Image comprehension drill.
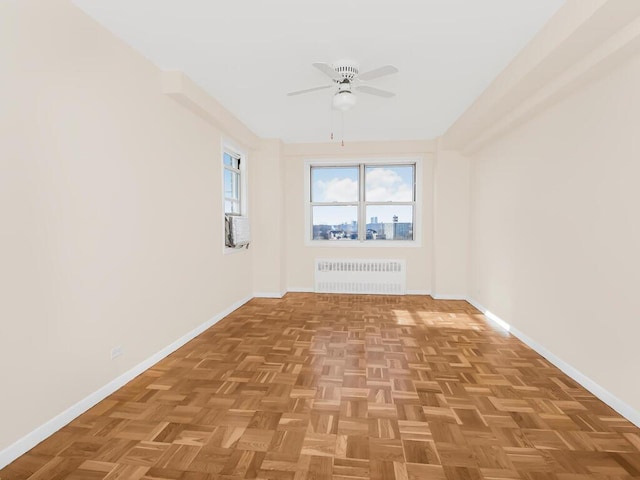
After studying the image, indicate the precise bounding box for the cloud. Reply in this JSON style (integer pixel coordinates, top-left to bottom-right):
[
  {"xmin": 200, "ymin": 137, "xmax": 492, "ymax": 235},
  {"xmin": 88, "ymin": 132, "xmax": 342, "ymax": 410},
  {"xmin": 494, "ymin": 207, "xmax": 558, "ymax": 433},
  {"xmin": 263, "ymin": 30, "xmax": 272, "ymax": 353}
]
[
  {"xmin": 314, "ymin": 167, "xmax": 412, "ymax": 203},
  {"xmin": 365, "ymin": 168, "xmax": 412, "ymax": 201},
  {"xmin": 314, "ymin": 177, "xmax": 358, "ymax": 202}
]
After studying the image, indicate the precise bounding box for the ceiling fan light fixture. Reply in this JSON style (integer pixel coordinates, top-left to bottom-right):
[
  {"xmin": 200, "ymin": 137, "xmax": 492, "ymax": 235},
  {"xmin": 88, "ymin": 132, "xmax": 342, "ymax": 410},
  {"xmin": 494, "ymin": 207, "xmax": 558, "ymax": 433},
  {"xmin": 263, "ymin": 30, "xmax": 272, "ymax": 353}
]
[{"xmin": 333, "ymin": 91, "xmax": 357, "ymax": 112}]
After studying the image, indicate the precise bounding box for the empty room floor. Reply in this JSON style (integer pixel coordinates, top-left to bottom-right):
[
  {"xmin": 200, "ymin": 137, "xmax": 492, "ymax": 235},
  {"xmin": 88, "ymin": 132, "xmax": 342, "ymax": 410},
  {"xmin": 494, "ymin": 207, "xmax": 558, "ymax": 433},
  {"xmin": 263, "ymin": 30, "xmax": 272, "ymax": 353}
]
[{"xmin": 2, "ymin": 293, "xmax": 639, "ymax": 480}]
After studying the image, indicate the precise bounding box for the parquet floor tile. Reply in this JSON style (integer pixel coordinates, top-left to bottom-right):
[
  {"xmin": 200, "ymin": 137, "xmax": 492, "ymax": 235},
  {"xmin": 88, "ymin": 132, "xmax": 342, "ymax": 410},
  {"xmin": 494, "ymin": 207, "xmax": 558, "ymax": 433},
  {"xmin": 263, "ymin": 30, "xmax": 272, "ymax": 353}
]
[{"xmin": 1, "ymin": 293, "xmax": 639, "ymax": 480}]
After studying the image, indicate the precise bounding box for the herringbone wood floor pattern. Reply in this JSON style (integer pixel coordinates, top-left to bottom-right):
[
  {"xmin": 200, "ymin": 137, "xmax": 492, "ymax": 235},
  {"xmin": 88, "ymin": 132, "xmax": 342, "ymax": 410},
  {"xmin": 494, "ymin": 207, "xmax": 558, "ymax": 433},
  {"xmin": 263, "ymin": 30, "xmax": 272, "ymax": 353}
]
[{"xmin": 2, "ymin": 294, "xmax": 639, "ymax": 480}]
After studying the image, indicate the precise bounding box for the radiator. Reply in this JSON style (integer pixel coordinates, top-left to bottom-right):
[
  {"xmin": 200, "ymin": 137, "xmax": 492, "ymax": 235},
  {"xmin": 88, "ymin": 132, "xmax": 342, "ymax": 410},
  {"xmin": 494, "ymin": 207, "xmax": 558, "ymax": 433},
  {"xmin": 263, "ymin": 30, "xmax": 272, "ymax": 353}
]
[{"xmin": 314, "ymin": 258, "xmax": 406, "ymax": 295}]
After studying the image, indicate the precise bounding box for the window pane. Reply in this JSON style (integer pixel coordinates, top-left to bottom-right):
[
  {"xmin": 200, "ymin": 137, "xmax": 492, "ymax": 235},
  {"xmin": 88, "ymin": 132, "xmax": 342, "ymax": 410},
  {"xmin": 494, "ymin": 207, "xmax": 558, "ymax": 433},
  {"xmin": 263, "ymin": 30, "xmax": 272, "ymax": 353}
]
[
  {"xmin": 224, "ymin": 200, "xmax": 241, "ymax": 215},
  {"xmin": 365, "ymin": 165, "xmax": 414, "ymax": 202},
  {"xmin": 224, "ymin": 152, "xmax": 239, "ymax": 168},
  {"xmin": 224, "ymin": 169, "xmax": 240, "ymax": 200},
  {"xmin": 312, "ymin": 206, "xmax": 358, "ymax": 240},
  {"xmin": 224, "ymin": 169, "xmax": 232, "ymax": 198},
  {"xmin": 311, "ymin": 167, "xmax": 359, "ymax": 203},
  {"xmin": 365, "ymin": 205, "xmax": 413, "ymax": 240}
]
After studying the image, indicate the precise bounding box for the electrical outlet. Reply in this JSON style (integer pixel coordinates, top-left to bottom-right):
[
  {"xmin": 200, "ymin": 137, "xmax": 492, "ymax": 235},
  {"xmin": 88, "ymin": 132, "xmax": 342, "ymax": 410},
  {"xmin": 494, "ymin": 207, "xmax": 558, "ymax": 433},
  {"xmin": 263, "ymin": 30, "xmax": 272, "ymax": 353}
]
[{"xmin": 110, "ymin": 346, "xmax": 124, "ymax": 360}]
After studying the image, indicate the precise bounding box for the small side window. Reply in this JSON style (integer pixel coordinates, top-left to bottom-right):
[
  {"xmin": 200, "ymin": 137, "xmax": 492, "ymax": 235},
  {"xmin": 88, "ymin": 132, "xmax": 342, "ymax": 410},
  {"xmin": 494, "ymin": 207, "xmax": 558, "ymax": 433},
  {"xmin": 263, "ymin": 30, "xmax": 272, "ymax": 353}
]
[{"xmin": 222, "ymin": 147, "xmax": 249, "ymax": 251}]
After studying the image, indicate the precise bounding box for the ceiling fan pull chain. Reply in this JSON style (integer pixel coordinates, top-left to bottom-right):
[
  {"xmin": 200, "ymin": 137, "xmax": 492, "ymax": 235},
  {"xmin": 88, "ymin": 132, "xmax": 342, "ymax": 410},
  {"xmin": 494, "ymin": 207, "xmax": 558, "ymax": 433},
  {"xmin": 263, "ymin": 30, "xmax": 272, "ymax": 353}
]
[
  {"xmin": 330, "ymin": 102, "xmax": 334, "ymax": 140},
  {"xmin": 341, "ymin": 111, "xmax": 345, "ymax": 147}
]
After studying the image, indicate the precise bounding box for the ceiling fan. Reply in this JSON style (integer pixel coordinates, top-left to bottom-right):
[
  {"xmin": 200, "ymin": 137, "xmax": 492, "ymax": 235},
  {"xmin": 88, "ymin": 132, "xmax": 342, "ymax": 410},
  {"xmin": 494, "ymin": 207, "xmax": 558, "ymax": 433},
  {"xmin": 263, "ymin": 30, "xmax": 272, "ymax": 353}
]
[{"xmin": 287, "ymin": 60, "xmax": 398, "ymax": 111}]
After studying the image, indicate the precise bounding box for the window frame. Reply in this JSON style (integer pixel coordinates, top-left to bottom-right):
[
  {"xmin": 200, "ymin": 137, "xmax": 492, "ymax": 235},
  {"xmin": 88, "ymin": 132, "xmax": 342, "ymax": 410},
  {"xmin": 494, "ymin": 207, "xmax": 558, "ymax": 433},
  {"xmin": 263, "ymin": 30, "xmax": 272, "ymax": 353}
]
[
  {"xmin": 222, "ymin": 141, "xmax": 248, "ymax": 254},
  {"xmin": 304, "ymin": 157, "xmax": 422, "ymax": 247}
]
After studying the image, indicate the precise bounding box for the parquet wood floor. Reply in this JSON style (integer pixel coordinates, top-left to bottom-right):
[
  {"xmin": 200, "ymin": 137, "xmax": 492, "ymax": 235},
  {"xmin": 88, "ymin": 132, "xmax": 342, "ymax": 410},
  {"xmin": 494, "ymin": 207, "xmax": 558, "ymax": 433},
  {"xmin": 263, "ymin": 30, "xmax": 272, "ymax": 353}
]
[{"xmin": 2, "ymin": 293, "xmax": 639, "ymax": 480}]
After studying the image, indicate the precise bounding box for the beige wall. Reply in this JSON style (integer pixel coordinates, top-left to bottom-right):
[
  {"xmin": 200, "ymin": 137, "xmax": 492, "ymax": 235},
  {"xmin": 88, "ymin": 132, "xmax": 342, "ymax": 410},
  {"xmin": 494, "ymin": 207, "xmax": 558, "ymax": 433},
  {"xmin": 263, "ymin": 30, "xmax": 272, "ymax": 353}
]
[
  {"xmin": 251, "ymin": 139, "xmax": 286, "ymax": 296},
  {"xmin": 468, "ymin": 52, "xmax": 640, "ymax": 413},
  {"xmin": 432, "ymin": 148, "xmax": 470, "ymax": 297},
  {"xmin": 282, "ymin": 142, "xmax": 435, "ymax": 293},
  {"xmin": 0, "ymin": 1, "xmax": 253, "ymax": 451}
]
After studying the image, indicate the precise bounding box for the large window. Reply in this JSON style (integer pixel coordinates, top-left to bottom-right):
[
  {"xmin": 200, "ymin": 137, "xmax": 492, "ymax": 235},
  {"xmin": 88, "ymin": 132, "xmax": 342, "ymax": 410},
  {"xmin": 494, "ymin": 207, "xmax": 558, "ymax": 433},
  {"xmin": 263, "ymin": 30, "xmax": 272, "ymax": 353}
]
[{"xmin": 308, "ymin": 161, "xmax": 417, "ymax": 243}]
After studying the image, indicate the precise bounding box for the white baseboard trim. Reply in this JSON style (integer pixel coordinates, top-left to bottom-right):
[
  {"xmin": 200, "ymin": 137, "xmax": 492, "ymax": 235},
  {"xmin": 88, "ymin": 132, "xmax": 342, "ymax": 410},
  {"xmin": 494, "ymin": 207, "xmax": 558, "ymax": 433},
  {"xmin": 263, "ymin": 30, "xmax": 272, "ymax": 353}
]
[
  {"xmin": 286, "ymin": 287, "xmax": 313, "ymax": 293},
  {"xmin": 466, "ymin": 297, "xmax": 512, "ymax": 331},
  {"xmin": 431, "ymin": 293, "xmax": 467, "ymax": 300},
  {"xmin": 253, "ymin": 291, "xmax": 287, "ymax": 298},
  {"xmin": 465, "ymin": 297, "xmax": 488, "ymax": 316},
  {"xmin": 288, "ymin": 288, "xmax": 432, "ymax": 296},
  {"xmin": 0, "ymin": 294, "xmax": 253, "ymax": 470},
  {"xmin": 466, "ymin": 297, "xmax": 640, "ymax": 428}
]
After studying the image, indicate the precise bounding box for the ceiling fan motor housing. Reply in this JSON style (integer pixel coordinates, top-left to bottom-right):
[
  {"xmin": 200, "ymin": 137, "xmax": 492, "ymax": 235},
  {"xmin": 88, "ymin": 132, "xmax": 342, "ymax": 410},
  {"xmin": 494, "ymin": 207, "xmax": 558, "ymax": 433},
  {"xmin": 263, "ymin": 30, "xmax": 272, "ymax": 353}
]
[{"xmin": 334, "ymin": 62, "xmax": 359, "ymax": 81}]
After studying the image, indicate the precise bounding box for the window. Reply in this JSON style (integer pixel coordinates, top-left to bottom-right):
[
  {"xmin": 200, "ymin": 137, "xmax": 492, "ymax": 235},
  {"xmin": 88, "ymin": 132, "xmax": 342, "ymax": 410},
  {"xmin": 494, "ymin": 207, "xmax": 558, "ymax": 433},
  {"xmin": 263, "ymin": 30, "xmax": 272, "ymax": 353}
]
[
  {"xmin": 307, "ymin": 160, "xmax": 418, "ymax": 243},
  {"xmin": 222, "ymin": 145, "xmax": 248, "ymax": 252}
]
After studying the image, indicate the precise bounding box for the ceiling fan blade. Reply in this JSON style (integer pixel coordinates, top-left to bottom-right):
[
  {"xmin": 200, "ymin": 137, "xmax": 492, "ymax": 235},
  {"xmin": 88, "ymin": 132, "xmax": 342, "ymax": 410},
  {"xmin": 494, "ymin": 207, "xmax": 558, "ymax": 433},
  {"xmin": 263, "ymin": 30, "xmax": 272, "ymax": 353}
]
[
  {"xmin": 358, "ymin": 65, "xmax": 398, "ymax": 81},
  {"xmin": 287, "ymin": 85, "xmax": 333, "ymax": 96},
  {"xmin": 312, "ymin": 62, "xmax": 341, "ymax": 80},
  {"xmin": 355, "ymin": 85, "xmax": 395, "ymax": 98}
]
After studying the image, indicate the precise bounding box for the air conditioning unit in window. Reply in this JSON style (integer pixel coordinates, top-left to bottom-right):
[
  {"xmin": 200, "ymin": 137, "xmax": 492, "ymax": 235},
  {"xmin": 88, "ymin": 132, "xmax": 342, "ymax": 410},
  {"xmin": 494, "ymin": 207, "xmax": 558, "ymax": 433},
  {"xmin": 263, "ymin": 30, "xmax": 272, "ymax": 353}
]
[{"xmin": 225, "ymin": 215, "xmax": 251, "ymax": 248}]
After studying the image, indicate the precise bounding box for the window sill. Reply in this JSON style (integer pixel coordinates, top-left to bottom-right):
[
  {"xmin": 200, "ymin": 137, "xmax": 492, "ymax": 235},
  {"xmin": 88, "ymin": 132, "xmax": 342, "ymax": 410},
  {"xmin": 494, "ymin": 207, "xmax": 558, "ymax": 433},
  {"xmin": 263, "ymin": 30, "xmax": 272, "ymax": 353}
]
[
  {"xmin": 304, "ymin": 240, "xmax": 421, "ymax": 248},
  {"xmin": 224, "ymin": 246, "xmax": 249, "ymax": 255}
]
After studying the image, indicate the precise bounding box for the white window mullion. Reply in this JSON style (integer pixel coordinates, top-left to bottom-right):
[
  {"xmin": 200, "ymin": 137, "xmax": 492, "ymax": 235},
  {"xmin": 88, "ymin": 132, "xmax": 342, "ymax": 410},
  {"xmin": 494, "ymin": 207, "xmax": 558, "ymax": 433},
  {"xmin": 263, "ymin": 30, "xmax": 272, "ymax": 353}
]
[{"xmin": 358, "ymin": 163, "xmax": 365, "ymax": 241}]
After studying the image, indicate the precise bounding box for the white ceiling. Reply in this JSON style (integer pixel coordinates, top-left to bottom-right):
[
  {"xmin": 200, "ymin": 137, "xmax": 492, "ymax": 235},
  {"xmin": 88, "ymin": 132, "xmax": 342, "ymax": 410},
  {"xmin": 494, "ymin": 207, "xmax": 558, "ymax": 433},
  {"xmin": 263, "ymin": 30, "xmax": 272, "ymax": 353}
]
[{"xmin": 73, "ymin": 0, "xmax": 565, "ymax": 143}]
